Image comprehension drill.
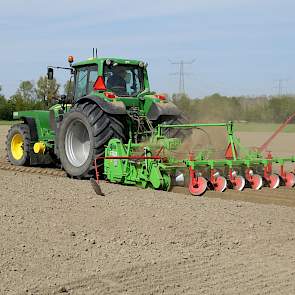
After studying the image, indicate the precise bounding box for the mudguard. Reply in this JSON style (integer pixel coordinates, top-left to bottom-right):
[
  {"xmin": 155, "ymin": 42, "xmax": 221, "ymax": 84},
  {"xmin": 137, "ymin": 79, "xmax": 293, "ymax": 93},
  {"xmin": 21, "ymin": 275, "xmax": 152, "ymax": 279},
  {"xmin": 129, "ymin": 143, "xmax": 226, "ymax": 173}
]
[
  {"xmin": 20, "ymin": 117, "xmax": 38, "ymax": 141},
  {"xmin": 147, "ymin": 102, "xmax": 181, "ymax": 121},
  {"xmin": 76, "ymin": 95, "xmax": 126, "ymax": 115}
]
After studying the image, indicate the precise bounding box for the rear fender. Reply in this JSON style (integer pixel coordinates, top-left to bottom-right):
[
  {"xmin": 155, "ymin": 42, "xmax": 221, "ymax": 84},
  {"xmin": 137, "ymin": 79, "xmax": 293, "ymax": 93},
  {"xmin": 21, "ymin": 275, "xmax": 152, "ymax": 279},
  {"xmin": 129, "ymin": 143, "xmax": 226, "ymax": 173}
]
[
  {"xmin": 13, "ymin": 110, "xmax": 55, "ymax": 143},
  {"xmin": 147, "ymin": 102, "xmax": 181, "ymax": 121},
  {"xmin": 76, "ymin": 95, "xmax": 126, "ymax": 114}
]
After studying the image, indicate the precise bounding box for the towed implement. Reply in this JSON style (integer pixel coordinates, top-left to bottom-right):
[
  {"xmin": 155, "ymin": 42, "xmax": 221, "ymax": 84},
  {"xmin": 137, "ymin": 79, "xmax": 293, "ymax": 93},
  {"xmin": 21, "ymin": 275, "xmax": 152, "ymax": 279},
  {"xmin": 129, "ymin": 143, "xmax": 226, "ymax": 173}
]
[{"xmin": 91, "ymin": 121, "xmax": 295, "ymax": 196}]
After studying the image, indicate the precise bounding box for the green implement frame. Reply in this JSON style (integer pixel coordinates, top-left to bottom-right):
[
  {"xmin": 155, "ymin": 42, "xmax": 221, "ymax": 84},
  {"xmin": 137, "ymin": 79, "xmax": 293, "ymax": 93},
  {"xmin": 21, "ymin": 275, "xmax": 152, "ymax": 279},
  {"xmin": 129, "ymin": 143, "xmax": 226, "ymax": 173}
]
[{"xmin": 91, "ymin": 121, "xmax": 295, "ymax": 196}]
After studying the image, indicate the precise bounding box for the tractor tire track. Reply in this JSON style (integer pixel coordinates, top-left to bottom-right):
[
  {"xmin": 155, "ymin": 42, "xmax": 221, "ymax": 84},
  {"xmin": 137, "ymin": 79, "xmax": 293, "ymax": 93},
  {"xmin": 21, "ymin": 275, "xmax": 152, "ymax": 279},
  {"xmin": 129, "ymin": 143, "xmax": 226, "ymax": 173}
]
[
  {"xmin": 0, "ymin": 157, "xmax": 66, "ymax": 178},
  {"xmin": 44, "ymin": 253, "xmax": 295, "ymax": 294}
]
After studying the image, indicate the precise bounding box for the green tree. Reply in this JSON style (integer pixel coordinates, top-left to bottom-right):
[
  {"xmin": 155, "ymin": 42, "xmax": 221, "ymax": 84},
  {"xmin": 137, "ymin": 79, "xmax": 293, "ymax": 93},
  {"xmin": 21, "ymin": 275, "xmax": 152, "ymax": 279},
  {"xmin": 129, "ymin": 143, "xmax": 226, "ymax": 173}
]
[
  {"xmin": 268, "ymin": 96, "xmax": 295, "ymax": 123},
  {"xmin": 9, "ymin": 81, "xmax": 39, "ymax": 112},
  {"xmin": 16, "ymin": 81, "xmax": 35, "ymax": 101},
  {"xmin": 36, "ymin": 76, "xmax": 60, "ymax": 105},
  {"xmin": 0, "ymin": 85, "xmax": 14, "ymax": 120},
  {"xmin": 8, "ymin": 81, "xmax": 36, "ymax": 112},
  {"xmin": 64, "ymin": 79, "xmax": 74, "ymax": 99},
  {"xmin": 0, "ymin": 85, "xmax": 7, "ymax": 119}
]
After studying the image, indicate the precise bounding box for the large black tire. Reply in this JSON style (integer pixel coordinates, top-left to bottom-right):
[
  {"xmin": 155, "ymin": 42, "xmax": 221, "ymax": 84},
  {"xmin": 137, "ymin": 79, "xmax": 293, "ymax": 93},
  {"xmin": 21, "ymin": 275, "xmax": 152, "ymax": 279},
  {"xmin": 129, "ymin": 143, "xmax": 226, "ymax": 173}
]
[
  {"xmin": 159, "ymin": 115, "xmax": 190, "ymax": 139},
  {"xmin": 58, "ymin": 101, "xmax": 127, "ymax": 178},
  {"xmin": 6, "ymin": 123, "xmax": 31, "ymax": 166}
]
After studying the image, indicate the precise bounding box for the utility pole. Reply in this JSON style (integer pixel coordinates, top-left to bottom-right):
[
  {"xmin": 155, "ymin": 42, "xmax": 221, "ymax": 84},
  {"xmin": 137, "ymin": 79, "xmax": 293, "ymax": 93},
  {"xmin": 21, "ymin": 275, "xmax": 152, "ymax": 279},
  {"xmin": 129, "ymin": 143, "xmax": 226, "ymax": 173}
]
[
  {"xmin": 274, "ymin": 79, "xmax": 288, "ymax": 96},
  {"xmin": 170, "ymin": 59, "xmax": 195, "ymax": 95}
]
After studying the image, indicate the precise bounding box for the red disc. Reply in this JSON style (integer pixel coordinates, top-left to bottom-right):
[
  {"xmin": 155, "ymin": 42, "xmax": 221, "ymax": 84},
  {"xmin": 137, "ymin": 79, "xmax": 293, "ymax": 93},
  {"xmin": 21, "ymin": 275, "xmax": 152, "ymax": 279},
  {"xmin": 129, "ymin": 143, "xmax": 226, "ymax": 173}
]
[
  {"xmin": 189, "ymin": 176, "xmax": 207, "ymax": 196},
  {"xmin": 269, "ymin": 174, "xmax": 280, "ymax": 189},
  {"xmin": 284, "ymin": 172, "xmax": 295, "ymax": 188},
  {"xmin": 213, "ymin": 176, "xmax": 227, "ymax": 192},
  {"xmin": 232, "ymin": 175, "xmax": 246, "ymax": 191},
  {"xmin": 251, "ymin": 174, "xmax": 263, "ymax": 190}
]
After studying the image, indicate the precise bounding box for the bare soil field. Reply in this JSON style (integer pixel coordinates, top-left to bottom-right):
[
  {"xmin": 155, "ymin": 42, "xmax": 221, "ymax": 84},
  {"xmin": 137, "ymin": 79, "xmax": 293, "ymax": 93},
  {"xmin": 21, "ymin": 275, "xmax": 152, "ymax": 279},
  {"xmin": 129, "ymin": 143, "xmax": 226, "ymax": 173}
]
[{"xmin": 1, "ymin": 125, "xmax": 295, "ymax": 294}]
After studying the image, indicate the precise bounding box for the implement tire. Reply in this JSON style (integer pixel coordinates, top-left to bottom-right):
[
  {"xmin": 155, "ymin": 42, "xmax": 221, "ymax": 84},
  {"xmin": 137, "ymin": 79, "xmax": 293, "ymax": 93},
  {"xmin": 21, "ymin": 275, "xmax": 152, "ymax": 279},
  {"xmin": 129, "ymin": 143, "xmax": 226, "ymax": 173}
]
[
  {"xmin": 6, "ymin": 123, "xmax": 31, "ymax": 166},
  {"xmin": 58, "ymin": 101, "xmax": 126, "ymax": 178}
]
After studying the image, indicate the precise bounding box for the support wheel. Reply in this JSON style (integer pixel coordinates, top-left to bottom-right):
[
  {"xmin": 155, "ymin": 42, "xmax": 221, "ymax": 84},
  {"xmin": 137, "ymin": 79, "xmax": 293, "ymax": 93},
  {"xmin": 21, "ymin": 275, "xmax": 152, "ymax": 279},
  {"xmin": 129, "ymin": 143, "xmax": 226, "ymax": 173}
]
[
  {"xmin": 268, "ymin": 174, "xmax": 280, "ymax": 189},
  {"xmin": 232, "ymin": 175, "xmax": 246, "ymax": 191},
  {"xmin": 284, "ymin": 172, "xmax": 295, "ymax": 188},
  {"xmin": 250, "ymin": 174, "xmax": 263, "ymax": 190},
  {"xmin": 58, "ymin": 101, "xmax": 126, "ymax": 178},
  {"xmin": 6, "ymin": 123, "xmax": 31, "ymax": 166},
  {"xmin": 213, "ymin": 176, "xmax": 227, "ymax": 192},
  {"xmin": 189, "ymin": 176, "xmax": 207, "ymax": 196}
]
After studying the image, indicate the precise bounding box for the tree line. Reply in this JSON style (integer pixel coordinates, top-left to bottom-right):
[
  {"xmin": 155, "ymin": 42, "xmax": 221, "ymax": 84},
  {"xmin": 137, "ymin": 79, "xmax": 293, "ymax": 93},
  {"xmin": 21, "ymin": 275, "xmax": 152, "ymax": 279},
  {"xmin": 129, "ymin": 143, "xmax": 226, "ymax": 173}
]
[
  {"xmin": 172, "ymin": 93, "xmax": 295, "ymax": 123},
  {"xmin": 1, "ymin": 80, "xmax": 295, "ymax": 123},
  {"xmin": 0, "ymin": 78, "xmax": 73, "ymax": 120}
]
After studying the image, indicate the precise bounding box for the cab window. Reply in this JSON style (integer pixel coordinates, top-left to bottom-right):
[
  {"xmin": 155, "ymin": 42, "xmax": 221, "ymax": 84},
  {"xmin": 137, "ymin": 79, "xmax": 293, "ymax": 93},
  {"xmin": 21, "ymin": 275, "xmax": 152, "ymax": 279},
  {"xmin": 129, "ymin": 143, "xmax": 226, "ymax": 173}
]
[
  {"xmin": 87, "ymin": 66, "xmax": 99, "ymax": 93},
  {"xmin": 74, "ymin": 65, "xmax": 98, "ymax": 99},
  {"xmin": 104, "ymin": 64, "xmax": 144, "ymax": 97}
]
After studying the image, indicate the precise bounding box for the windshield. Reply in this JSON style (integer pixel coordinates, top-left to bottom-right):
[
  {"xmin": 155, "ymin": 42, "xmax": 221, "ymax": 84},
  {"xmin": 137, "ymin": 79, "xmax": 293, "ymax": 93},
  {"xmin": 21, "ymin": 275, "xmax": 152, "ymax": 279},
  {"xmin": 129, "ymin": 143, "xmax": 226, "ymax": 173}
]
[{"xmin": 104, "ymin": 64, "xmax": 144, "ymax": 96}]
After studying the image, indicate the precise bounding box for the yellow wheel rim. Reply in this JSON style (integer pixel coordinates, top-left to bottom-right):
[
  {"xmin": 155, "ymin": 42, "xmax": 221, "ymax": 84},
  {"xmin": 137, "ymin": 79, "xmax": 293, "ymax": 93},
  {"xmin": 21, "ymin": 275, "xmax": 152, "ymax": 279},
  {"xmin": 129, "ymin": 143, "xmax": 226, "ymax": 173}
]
[{"xmin": 11, "ymin": 133, "xmax": 24, "ymax": 160}]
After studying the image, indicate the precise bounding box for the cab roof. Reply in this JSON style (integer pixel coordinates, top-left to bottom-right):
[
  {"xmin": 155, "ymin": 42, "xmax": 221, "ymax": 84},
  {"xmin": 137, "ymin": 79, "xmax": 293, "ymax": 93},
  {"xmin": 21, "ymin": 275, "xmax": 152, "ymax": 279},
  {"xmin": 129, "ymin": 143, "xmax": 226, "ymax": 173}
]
[{"xmin": 72, "ymin": 57, "xmax": 144, "ymax": 67}]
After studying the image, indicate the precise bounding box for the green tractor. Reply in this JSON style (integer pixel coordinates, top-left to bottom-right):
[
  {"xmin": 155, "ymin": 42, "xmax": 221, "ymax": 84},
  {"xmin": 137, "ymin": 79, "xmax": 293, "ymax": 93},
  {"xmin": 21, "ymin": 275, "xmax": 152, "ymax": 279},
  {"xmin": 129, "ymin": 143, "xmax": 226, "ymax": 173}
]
[
  {"xmin": 6, "ymin": 55, "xmax": 184, "ymax": 178},
  {"xmin": 6, "ymin": 55, "xmax": 295, "ymax": 195}
]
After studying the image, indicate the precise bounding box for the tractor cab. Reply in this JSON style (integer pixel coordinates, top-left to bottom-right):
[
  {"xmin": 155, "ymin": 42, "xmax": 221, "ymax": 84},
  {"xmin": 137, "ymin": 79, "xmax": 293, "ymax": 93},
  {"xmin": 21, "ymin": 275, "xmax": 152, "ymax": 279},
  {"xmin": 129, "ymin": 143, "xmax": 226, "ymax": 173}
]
[{"xmin": 70, "ymin": 57, "xmax": 149, "ymax": 102}]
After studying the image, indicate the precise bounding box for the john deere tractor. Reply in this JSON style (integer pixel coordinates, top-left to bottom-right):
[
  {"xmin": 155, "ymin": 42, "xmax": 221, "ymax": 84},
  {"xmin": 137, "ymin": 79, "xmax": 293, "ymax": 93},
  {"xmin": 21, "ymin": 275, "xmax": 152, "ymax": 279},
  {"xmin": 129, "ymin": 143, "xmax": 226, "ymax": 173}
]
[{"xmin": 6, "ymin": 55, "xmax": 184, "ymax": 178}]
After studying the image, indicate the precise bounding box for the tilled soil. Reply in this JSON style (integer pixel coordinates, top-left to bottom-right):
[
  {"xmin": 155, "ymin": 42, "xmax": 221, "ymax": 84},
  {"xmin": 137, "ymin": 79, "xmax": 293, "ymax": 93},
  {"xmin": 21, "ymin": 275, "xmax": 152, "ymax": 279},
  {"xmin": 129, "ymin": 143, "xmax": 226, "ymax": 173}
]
[
  {"xmin": 1, "ymin": 125, "xmax": 295, "ymax": 294},
  {"xmin": 2, "ymin": 170, "xmax": 295, "ymax": 295}
]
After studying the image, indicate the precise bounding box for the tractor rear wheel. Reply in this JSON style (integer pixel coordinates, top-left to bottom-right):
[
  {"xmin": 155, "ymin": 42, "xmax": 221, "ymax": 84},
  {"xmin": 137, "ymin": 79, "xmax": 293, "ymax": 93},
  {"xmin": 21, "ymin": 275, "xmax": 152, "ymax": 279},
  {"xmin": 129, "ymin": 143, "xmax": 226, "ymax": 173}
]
[
  {"xmin": 160, "ymin": 115, "xmax": 190, "ymax": 139},
  {"xmin": 6, "ymin": 123, "xmax": 31, "ymax": 166},
  {"xmin": 58, "ymin": 101, "xmax": 126, "ymax": 179}
]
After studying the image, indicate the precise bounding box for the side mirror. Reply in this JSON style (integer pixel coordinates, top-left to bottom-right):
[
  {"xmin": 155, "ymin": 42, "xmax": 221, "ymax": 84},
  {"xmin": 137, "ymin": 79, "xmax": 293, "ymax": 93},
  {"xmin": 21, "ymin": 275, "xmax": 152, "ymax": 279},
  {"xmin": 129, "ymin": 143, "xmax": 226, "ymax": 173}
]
[{"xmin": 47, "ymin": 67, "xmax": 54, "ymax": 80}]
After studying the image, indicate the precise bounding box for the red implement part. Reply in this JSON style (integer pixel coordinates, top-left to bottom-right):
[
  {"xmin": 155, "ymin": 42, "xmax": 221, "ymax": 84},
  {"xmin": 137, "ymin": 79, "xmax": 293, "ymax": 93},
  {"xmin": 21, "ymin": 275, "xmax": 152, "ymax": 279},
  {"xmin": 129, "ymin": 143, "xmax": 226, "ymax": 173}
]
[
  {"xmin": 90, "ymin": 155, "xmax": 105, "ymax": 196},
  {"xmin": 245, "ymin": 169, "xmax": 263, "ymax": 190},
  {"xmin": 259, "ymin": 112, "xmax": 295, "ymax": 153},
  {"xmin": 210, "ymin": 170, "xmax": 227, "ymax": 192},
  {"xmin": 263, "ymin": 164, "xmax": 280, "ymax": 189},
  {"xmin": 280, "ymin": 165, "xmax": 295, "ymax": 188},
  {"xmin": 268, "ymin": 174, "xmax": 280, "ymax": 189},
  {"xmin": 188, "ymin": 166, "xmax": 207, "ymax": 196},
  {"xmin": 251, "ymin": 174, "xmax": 263, "ymax": 190},
  {"xmin": 214, "ymin": 176, "xmax": 227, "ymax": 192},
  {"xmin": 225, "ymin": 143, "xmax": 238, "ymax": 160},
  {"xmin": 284, "ymin": 172, "xmax": 295, "ymax": 188},
  {"xmin": 229, "ymin": 169, "xmax": 246, "ymax": 191},
  {"xmin": 232, "ymin": 175, "xmax": 246, "ymax": 191}
]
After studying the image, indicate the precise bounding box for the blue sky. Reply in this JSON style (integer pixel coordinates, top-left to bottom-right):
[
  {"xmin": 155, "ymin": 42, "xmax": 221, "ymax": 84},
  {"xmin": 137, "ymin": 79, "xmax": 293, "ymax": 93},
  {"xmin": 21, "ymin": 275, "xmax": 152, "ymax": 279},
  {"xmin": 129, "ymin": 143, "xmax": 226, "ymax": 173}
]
[{"xmin": 1, "ymin": 0, "xmax": 295, "ymax": 98}]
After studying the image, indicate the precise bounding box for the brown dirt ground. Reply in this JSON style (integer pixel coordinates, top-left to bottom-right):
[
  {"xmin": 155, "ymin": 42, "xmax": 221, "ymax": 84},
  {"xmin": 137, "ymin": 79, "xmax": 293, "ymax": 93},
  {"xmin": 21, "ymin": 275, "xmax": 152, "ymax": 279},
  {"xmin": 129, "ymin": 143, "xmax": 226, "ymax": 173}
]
[{"xmin": 1, "ymin": 125, "xmax": 295, "ymax": 294}]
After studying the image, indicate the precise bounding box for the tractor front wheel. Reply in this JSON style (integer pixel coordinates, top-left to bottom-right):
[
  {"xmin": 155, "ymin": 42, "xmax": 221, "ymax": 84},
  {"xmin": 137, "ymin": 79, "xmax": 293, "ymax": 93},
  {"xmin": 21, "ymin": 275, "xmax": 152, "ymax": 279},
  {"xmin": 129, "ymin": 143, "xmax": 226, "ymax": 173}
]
[
  {"xmin": 6, "ymin": 124, "xmax": 31, "ymax": 166},
  {"xmin": 58, "ymin": 101, "xmax": 126, "ymax": 179}
]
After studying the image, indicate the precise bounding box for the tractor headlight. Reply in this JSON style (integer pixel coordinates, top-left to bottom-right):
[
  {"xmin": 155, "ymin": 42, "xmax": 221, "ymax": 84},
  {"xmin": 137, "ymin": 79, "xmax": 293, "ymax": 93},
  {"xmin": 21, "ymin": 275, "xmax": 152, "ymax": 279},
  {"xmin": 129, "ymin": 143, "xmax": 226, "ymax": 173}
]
[
  {"xmin": 139, "ymin": 61, "xmax": 145, "ymax": 68},
  {"xmin": 106, "ymin": 59, "xmax": 112, "ymax": 66}
]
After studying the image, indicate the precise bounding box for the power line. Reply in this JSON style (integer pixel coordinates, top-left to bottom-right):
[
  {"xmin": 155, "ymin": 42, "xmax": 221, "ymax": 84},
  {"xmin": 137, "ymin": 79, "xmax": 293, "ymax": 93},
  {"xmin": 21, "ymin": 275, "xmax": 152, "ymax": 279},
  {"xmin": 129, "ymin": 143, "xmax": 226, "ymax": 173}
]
[
  {"xmin": 169, "ymin": 59, "xmax": 195, "ymax": 94},
  {"xmin": 274, "ymin": 79, "xmax": 288, "ymax": 96}
]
